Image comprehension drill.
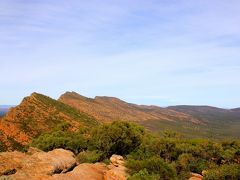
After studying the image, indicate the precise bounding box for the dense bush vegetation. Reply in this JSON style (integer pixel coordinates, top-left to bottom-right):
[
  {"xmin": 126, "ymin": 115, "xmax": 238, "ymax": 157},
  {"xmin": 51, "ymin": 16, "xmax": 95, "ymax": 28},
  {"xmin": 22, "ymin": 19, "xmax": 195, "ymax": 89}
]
[
  {"xmin": 30, "ymin": 122, "xmax": 240, "ymax": 180},
  {"xmin": 89, "ymin": 121, "xmax": 145, "ymax": 156},
  {"xmin": 77, "ymin": 150, "xmax": 104, "ymax": 163},
  {"xmin": 203, "ymin": 163, "xmax": 240, "ymax": 180},
  {"xmin": 31, "ymin": 123, "xmax": 88, "ymax": 154}
]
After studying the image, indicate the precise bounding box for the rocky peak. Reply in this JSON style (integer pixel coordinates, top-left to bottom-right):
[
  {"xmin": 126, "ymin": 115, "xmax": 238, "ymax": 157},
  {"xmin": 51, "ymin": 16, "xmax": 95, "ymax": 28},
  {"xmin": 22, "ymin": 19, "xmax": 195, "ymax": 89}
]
[
  {"xmin": 94, "ymin": 96, "xmax": 125, "ymax": 103},
  {"xmin": 0, "ymin": 93, "xmax": 98, "ymax": 151},
  {"xmin": 59, "ymin": 91, "xmax": 88, "ymax": 100}
]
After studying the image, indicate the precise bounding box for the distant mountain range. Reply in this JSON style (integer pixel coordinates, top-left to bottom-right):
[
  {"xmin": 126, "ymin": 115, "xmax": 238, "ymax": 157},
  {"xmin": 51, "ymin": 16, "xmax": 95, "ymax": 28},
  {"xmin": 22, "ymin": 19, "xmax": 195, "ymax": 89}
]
[
  {"xmin": 168, "ymin": 105, "xmax": 240, "ymax": 124},
  {"xmin": 0, "ymin": 91, "xmax": 240, "ymax": 150},
  {"xmin": 0, "ymin": 105, "xmax": 14, "ymax": 117}
]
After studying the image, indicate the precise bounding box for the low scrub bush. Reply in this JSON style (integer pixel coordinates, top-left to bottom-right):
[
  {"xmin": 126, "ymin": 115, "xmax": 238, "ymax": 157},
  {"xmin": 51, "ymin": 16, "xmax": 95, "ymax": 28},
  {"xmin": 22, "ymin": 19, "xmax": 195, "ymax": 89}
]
[
  {"xmin": 128, "ymin": 169, "xmax": 160, "ymax": 180},
  {"xmin": 203, "ymin": 164, "xmax": 240, "ymax": 180},
  {"xmin": 126, "ymin": 156, "xmax": 177, "ymax": 180},
  {"xmin": 77, "ymin": 150, "xmax": 104, "ymax": 163}
]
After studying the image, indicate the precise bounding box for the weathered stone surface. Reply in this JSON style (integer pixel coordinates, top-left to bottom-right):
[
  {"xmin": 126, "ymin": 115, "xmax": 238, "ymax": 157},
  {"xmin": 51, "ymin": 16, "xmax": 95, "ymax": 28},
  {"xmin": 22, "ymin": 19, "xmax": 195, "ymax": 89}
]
[
  {"xmin": 104, "ymin": 155, "xmax": 127, "ymax": 180},
  {"xmin": 189, "ymin": 172, "xmax": 203, "ymax": 180},
  {"xmin": 104, "ymin": 165, "xmax": 127, "ymax": 180},
  {"xmin": 0, "ymin": 151, "xmax": 128, "ymax": 180},
  {"xmin": 0, "ymin": 149, "xmax": 76, "ymax": 180},
  {"xmin": 49, "ymin": 163, "xmax": 107, "ymax": 180},
  {"xmin": 110, "ymin": 155, "xmax": 124, "ymax": 167}
]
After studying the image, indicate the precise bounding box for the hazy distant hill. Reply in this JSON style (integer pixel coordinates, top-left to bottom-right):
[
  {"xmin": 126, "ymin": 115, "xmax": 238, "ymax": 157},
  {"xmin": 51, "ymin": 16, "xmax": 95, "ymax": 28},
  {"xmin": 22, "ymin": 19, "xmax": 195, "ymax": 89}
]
[
  {"xmin": 0, "ymin": 108, "xmax": 7, "ymax": 117},
  {"xmin": 0, "ymin": 93, "xmax": 98, "ymax": 150},
  {"xmin": 157, "ymin": 105, "xmax": 240, "ymax": 138},
  {"xmin": 168, "ymin": 105, "xmax": 240, "ymax": 123},
  {"xmin": 59, "ymin": 91, "xmax": 200, "ymax": 123},
  {"xmin": 232, "ymin": 108, "xmax": 240, "ymax": 112},
  {"xmin": 0, "ymin": 105, "xmax": 13, "ymax": 117}
]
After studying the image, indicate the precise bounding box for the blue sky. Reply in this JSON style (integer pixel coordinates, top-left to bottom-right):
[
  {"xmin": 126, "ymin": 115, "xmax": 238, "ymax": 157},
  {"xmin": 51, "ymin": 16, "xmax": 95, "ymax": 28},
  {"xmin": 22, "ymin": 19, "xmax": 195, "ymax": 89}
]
[{"xmin": 1, "ymin": 0, "xmax": 240, "ymax": 108}]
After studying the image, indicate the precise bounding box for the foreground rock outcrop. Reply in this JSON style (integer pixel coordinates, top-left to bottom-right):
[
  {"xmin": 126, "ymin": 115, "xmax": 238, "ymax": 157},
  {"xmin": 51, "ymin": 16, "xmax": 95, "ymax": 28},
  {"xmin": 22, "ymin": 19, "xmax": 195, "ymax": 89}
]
[
  {"xmin": 0, "ymin": 149, "xmax": 127, "ymax": 180},
  {"xmin": 0, "ymin": 148, "xmax": 76, "ymax": 180}
]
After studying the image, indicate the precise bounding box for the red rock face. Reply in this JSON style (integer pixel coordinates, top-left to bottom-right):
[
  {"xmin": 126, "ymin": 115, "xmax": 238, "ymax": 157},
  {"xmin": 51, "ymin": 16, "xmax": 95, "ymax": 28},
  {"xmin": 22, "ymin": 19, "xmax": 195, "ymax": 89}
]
[
  {"xmin": 0, "ymin": 92, "xmax": 98, "ymax": 150},
  {"xmin": 59, "ymin": 91, "xmax": 201, "ymax": 123}
]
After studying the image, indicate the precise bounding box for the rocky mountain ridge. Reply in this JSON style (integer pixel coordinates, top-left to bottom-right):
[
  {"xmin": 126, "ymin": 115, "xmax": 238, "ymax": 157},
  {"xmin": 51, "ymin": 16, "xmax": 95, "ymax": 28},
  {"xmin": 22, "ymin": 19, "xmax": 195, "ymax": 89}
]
[
  {"xmin": 0, "ymin": 92, "xmax": 98, "ymax": 151},
  {"xmin": 59, "ymin": 91, "xmax": 201, "ymax": 123}
]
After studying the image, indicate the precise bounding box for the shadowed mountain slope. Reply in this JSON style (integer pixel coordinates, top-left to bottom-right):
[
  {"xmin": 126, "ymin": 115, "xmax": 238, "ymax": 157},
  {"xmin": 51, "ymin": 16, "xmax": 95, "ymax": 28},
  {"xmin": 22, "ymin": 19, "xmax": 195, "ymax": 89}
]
[
  {"xmin": 0, "ymin": 93, "xmax": 98, "ymax": 151},
  {"xmin": 59, "ymin": 91, "xmax": 200, "ymax": 123}
]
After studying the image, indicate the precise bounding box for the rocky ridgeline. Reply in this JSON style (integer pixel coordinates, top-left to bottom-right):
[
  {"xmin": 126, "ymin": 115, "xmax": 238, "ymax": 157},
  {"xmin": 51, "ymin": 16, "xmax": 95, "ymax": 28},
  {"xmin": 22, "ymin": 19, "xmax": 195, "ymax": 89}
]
[{"xmin": 0, "ymin": 148, "xmax": 127, "ymax": 180}]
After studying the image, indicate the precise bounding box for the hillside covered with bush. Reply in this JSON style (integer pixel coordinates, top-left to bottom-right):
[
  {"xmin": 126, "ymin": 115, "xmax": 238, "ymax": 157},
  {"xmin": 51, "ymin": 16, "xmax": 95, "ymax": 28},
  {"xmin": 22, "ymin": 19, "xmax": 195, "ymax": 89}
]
[
  {"xmin": 30, "ymin": 121, "xmax": 240, "ymax": 180},
  {"xmin": 0, "ymin": 93, "xmax": 98, "ymax": 151}
]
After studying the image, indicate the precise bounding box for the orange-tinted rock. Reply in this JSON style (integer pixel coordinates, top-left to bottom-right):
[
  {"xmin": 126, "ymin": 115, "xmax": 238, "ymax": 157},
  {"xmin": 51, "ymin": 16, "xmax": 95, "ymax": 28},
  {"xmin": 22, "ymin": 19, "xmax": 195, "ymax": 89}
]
[
  {"xmin": 0, "ymin": 149, "xmax": 76, "ymax": 180},
  {"xmin": 110, "ymin": 155, "xmax": 124, "ymax": 167},
  {"xmin": 49, "ymin": 163, "xmax": 108, "ymax": 180},
  {"xmin": 104, "ymin": 165, "xmax": 127, "ymax": 180},
  {"xmin": 0, "ymin": 150, "xmax": 128, "ymax": 180},
  {"xmin": 189, "ymin": 172, "xmax": 203, "ymax": 180},
  {"xmin": 0, "ymin": 92, "xmax": 98, "ymax": 150},
  {"xmin": 104, "ymin": 155, "xmax": 127, "ymax": 180}
]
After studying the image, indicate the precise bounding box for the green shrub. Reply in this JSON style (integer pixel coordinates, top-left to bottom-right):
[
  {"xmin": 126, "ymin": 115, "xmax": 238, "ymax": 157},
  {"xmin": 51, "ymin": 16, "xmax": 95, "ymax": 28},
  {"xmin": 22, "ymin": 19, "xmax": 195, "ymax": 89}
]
[
  {"xmin": 203, "ymin": 164, "xmax": 240, "ymax": 180},
  {"xmin": 29, "ymin": 121, "xmax": 240, "ymax": 180},
  {"xmin": 128, "ymin": 169, "xmax": 160, "ymax": 180},
  {"xmin": 77, "ymin": 150, "xmax": 104, "ymax": 163},
  {"xmin": 221, "ymin": 148, "xmax": 236, "ymax": 162},
  {"xmin": 148, "ymin": 138, "xmax": 178, "ymax": 161},
  {"xmin": 176, "ymin": 153, "xmax": 194, "ymax": 171},
  {"xmin": 31, "ymin": 130, "xmax": 87, "ymax": 154},
  {"xmin": 90, "ymin": 121, "xmax": 145, "ymax": 156},
  {"xmin": 126, "ymin": 156, "xmax": 177, "ymax": 180}
]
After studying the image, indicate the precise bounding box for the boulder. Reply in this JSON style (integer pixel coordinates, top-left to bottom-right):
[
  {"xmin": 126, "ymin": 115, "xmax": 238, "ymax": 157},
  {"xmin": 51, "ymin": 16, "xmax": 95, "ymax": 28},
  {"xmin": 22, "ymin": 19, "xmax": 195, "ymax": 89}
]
[
  {"xmin": 104, "ymin": 165, "xmax": 127, "ymax": 180},
  {"xmin": 110, "ymin": 155, "xmax": 124, "ymax": 167},
  {"xmin": 0, "ymin": 151, "xmax": 128, "ymax": 180},
  {"xmin": 104, "ymin": 155, "xmax": 127, "ymax": 180},
  {"xmin": 49, "ymin": 163, "xmax": 108, "ymax": 180},
  {"xmin": 0, "ymin": 149, "xmax": 76, "ymax": 180},
  {"xmin": 189, "ymin": 172, "xmax": 203, "ymax": 180}
]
